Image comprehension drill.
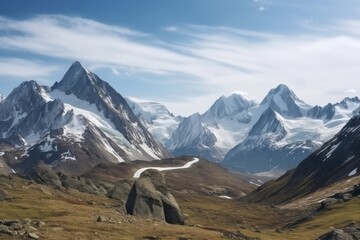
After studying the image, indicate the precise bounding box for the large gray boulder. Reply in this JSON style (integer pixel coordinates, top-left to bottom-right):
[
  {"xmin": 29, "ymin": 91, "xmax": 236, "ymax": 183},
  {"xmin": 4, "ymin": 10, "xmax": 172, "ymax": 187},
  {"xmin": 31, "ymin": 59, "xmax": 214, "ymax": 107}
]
[
  {"xmin": 317, "ymin": 224, "xmax": 360, "ymax": 240},
  {"xmin": 125, "ymin": 169, "xmax": 185, "ymax": 225}
]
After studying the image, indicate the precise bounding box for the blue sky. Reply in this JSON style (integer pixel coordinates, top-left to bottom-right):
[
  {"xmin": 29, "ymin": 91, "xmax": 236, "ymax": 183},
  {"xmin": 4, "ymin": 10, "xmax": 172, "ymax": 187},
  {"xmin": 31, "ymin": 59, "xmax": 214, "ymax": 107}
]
[{"xmin": 1, "ymin": 1, "xmax": 360, "ymax": 115}]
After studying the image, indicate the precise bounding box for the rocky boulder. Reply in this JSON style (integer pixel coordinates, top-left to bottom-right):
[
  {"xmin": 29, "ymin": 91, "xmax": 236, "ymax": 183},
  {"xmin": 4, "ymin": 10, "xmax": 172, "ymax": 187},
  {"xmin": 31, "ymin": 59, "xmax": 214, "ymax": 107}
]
[
  {"xmin": 125, "ymin": 169, "xmax": 184, "ymax": 225},
  {"xmin": 317, "ymin": 223, "xmax": 360, "ymax": 240}
]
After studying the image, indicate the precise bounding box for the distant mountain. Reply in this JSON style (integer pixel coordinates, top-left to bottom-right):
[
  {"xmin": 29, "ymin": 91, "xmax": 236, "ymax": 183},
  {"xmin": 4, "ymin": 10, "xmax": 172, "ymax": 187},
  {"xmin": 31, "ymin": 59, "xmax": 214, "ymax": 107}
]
[
  {"xmin": 203, "ymin": 92, "xmax": 257, "ymax": 122},
  {"xmin": 260, "ymin": 84, "xmax": 311, "ymax": 118},
  {"xmin": 223, "ymin": 86, "xmax": 360, "ymax": 173},
  {"xmin": 167, "ymin": 113, "xmax": 223, "ymax": 161},
  {"xmin": 246, "ymin": 113, "xmax": 360, "ymax": 205},
  {"xmin": 166, "ymin": 84, "xmax": 360, "ymax": 173},
  {"xmin": 125, "ymin": 97, "xmax": 183, "ymax": 146},
  {"xmin": 167, "ymin": 92, "xmax": 258, "ymax": 162},
  {"xmin": 0, "ymin": 61, "xmax": 171, "ymax": 175},
  {"xmin": 0, "ymin": 93, "xmax": 5, "ymax": 102}
]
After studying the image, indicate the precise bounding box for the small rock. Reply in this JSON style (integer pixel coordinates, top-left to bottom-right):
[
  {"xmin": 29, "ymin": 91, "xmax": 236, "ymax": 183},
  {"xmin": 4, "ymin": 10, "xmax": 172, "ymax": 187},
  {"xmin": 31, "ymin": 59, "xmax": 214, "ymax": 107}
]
[
  {"xmin": 2, "ymin": 219, "xmax": 20, "ymax": 226},
  {"xmin": 352, "ymin": 185, "xmax": 360, "ymax": 196},
  {"xmin": 36, "ymin": 221, "xmax": 46, "ymax": 227},
  {"xmin": 11, "ymin": 222, "xmax": 24, "ymax": 230},
  {"xmin": 28, "ymin": 232, "xmax": 40, "ymax": 239},
  {"xmin": 96, "ymin": 216, "xmax": 108, "ymax": 222},
  {"xmin": 0, "ymin": 224, "xmax": 12, "ymax": 235},
  {"xmin": 27, "ymin": 226, "xmax": 37, "ymax": 231},
  {"xmin": 23, "ymin": 218, "xmax": 32, "ymax": 224},
  {"xmin": 342, "ymin": 193, "xmax": 353, "ymax": 201},
  {"xmin": 320, "ymin": 198, "xmax": 341, "ymax": 209}
]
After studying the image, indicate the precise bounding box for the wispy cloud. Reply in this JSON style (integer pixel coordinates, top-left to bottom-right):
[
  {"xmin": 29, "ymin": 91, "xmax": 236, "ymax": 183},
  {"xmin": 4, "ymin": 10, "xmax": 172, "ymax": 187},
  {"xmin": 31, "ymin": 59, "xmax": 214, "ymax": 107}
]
[
  {"xmin": 345, "ymin": 88, "xmax": 357, "ymax": 94},
  {"xmin": 0, "ymin": 58, "xmax": 58, "ymax": 78},
  {"xmin": 0, "ymin": 15, "xmax": 360, "ymax": 115},
  {"xmin": 164, "ymin": 26, "xmax": 177, "ymax": 32}
]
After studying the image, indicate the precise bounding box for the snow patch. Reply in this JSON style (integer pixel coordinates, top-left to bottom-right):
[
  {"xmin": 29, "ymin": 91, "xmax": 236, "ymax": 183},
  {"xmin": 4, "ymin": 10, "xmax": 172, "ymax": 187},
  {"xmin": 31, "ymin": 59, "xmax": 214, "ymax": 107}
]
[
  {"xmin": 139, "ymin": 143, "xmax": 160, "ymax": 160},
  {"xmin": 61, "ymin": 150, "xmax": 76, "ymax": 161},
  {"xmin": 0, "ymin": 152, "xmax": 4, "ymax": 157},
  {"xmin": 348, "ymin": 168, "xmax": 357, "ymax": 177},
  {"xmin": 99, "ymin": 137, "xmax": 125, "ymax": 163},
  {"xmin": 63, "ymin": 115, "xmax": 86, "ymax": 142},
  {"xmin": 323, "ymin": 142, "xmax": 340, "ymax": 161},
  {"xmin": 255, "ymin": 169, "xmax": 285, "ymax": 178},
  {"xmin": 249, "ymin": 181, "xmax": 261, "ymax": 187},
  {"xmin": 39, "ymin": 135, "xmax": 57, "ymax": 152}
]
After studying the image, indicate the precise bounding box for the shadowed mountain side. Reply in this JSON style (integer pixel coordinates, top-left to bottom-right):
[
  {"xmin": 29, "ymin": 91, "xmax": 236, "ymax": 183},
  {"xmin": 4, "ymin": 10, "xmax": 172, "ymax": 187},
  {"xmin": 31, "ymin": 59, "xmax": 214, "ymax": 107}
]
[{"xmin": 245, "ymin": 115, "xmax": 360, "ymax": 205}]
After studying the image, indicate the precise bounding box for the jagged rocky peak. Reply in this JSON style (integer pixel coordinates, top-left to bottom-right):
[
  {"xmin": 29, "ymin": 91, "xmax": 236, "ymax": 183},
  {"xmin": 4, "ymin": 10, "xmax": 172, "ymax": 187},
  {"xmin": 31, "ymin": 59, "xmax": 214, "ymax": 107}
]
[
  {"xmin": 248, "ymin": 107, "xmax": 286, "ymax": 139},
  {"xmin": 169, "ymin": 113, "xmax": 207, "ymax": 146},
  {"xmin": 337, "ymin": 96, "xmax": 360, "ymax": 109},
  {"xmin": 260, "ymin": 84, "xmax": 310, "ymax": 118},
  {"xmin": 2, "ymin": 80, "xmax": 47, "ymax": 113},
  {"xmin": 204, "ymin": 92, "xmax": 257, "ymax": 119},
  {"xmin": 307, "ymin": 103, "xmax": 335, "ymax": 120},
  {"xmin": 52, "ymin": 61, "xmax": 95, "ymax": 92}
]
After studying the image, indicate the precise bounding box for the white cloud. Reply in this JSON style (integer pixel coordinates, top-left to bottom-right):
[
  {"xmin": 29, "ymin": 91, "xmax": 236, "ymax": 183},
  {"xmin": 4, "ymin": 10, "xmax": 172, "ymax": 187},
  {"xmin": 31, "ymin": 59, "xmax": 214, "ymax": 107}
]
[
  {"xmin": 165, "ymin": 26, "xmax": 177, "ymax": 32},
  {"xmin": 0, "ymin": 15, "xmax": 360, "ymax": 115},
  {"xmin": 258, "ymin": 7, "xmax": 265, "ymax": 11},
  {"xmin": 111, "ymin": 68, "xmax": 120, "ymax": 76},
  {"xmin": 346, "ymin": 89, "xmax": 357, "ymax": 94}
]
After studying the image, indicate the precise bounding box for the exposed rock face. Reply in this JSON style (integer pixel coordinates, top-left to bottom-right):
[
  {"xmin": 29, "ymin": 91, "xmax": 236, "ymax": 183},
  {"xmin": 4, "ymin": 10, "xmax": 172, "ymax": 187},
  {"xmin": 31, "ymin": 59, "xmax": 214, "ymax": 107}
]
[
  {"xmin": 317, "ymin": 224, "xmax": 360, "ymax": 240},
  {"xmin": 125, "ymin": 169, "xmax": 184, "ymax": 225}
]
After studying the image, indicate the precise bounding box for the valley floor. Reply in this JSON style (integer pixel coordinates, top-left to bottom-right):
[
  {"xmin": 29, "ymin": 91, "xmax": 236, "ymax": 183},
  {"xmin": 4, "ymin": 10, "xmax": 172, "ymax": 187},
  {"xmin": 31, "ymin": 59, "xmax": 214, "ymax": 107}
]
[{"xmin": 0, "ymin": 175, "xmax": 359, "ymax": 239}]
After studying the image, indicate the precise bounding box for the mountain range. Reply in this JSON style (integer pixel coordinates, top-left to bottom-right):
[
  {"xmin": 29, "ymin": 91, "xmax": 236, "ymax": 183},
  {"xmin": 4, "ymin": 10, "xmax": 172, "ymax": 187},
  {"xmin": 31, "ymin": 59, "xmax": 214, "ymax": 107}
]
[
  {"xmin": 1, "ymin": 61, "xmax": 359, "ymax": 176},
  {"xmin": 130, "ymin": 84, "xmax": 360, "ymax": 174},
  {"xmin": 0, "ymin": 61, "xmax": 170, "ymax": 175}
]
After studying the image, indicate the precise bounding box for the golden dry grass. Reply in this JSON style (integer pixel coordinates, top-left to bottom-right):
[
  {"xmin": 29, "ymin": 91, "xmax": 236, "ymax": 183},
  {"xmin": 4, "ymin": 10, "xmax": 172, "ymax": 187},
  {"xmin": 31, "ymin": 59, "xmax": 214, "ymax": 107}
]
[{"xmin": 0, "ymin": 175, "xmax": 359, "ymax": 240}]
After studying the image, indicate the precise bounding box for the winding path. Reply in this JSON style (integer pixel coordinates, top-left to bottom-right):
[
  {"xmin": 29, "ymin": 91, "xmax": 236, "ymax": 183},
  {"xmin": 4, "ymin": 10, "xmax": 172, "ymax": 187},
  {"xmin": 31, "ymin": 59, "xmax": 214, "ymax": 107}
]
[{"xmin": 133, "ymin": 157, "xmax": 199, "ymax": 178}]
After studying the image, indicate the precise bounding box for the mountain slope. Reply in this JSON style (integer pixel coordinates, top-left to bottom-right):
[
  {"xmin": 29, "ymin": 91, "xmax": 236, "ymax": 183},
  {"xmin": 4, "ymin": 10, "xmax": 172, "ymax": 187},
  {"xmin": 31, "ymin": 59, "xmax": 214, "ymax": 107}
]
[
  {"xmin": 0, "ymin": 61, "xmax": 171, "ymax": 175},
  {"xmin": 245, "ymin": 114, "xmax": 360, "ymax": 205}
]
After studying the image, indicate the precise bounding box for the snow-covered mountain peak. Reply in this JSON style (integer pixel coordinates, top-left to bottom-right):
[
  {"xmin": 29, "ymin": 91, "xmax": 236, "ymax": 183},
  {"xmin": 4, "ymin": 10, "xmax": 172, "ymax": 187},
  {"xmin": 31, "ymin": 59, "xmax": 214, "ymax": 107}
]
[
  {"xmin": 204, "ymin": 92, "xmax": 257, "ymax": 120},
  {"xmin": 231, "ymin": 91, "xmax": 255, "ymax": 101},
  {"xmin": 337, "ymin": 96, "xmax": 360, "ymax": 109},
  {"xmin": 126, "ymin": 97, "xmax": 173, "ymax": 123},
  {"xmin": 126, "ymin": 97, "xmax": 181, "ymax": 145},
  {"xmin": 0, "ymin": 62, "xmax": 172, "ymax": 175},
  {"xmin": 260, "ymin": 84, "xmax": 311, "ymax": 118},
  {"xmin": 51, "ymin": 61, "xmax": 97, "ymax": 95},
  {"xmin": 261, "ymin": 84, "xmax": 298, "ymax": 105},
  {"xmin": 4, "ymin": 80, "xmax": 47, "ymax": 110}
]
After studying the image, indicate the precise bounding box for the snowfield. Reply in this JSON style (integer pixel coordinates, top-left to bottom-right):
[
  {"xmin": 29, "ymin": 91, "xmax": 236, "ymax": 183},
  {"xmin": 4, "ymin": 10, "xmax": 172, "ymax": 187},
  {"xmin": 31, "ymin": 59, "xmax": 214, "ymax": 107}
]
[{"xmin": 133, "ymin": 157, "xmax": 199, "ymax": 178}]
